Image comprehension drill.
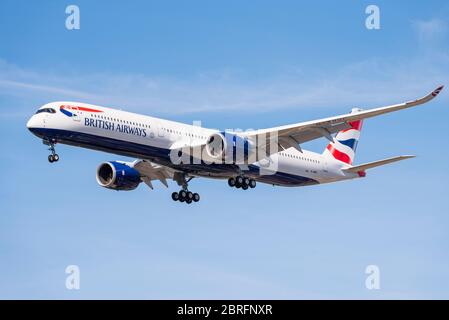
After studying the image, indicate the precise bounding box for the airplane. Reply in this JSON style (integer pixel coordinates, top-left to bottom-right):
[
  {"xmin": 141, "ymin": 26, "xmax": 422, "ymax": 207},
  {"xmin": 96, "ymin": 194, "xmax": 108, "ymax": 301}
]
[{"xmin": 26, "ymin": 85, "xmax": 444, "ymax": 204}]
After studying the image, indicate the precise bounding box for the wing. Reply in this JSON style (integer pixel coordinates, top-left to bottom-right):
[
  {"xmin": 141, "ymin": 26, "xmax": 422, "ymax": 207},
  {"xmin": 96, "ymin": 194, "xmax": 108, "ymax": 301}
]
[
  {"xmin": 132, "ymin": 159, "xmax": 174, "ymax": 189},
  {"xmin": 243, "ymin": 85, "xmax": 444, "ymax": 155}
]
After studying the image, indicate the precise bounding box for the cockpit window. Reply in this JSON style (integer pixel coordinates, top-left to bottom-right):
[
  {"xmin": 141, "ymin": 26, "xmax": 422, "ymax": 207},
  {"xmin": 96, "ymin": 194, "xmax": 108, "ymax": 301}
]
[{"xmin": 35, "ymin": 108, "xmax": 56, "ymax": 114}]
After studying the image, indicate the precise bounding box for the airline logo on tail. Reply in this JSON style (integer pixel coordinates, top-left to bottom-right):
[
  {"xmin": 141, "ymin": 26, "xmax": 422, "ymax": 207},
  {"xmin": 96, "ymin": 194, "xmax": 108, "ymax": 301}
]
[
  {"xmin": 325, "ymin": 119, "xmax": 363, "ymax": 165},
  {"xmin": 432, "ymin": 85, "xmax": 444, "ymax": 97}
]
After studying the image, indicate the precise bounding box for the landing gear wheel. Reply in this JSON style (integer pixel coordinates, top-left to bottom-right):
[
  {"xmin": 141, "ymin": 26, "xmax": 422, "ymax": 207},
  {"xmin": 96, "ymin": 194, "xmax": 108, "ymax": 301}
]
[
  {"xmin": 193, "ymin": 193, "xmax": 200, "ymax": 202},
  {"xmin": 48, "ymin": 155, "xmax": 54, "ymax": 163},
  {"xmin": 228, "ymin": 177, "xmax": 236, "ymax": 187},
  {"xmin": 53, "ymin": 154, "xmax": 59, "ymax": 162},
  {"xmin": 235, "ymin": 182, "xmax": 241, "ymax": 188},
  {"xmin": 243, "ymin": 177, "xmax": 250, "ymax": 186},
  {"xmin": 179, "ymin": 190, "xmax": 187, "ymax": 199},
  {"xmin": 236, "ymin": 176, "xmax": 244, "ymax": 185},
  {"xmin": 249, "ymin": 179, "xmax": 256, "ymax": 188},
  {"xmin": 242, "ymin": 184, "xmax": 248, "ymax": 190},
  {"xmin": 173, "ymin": 174, "xmax": 200, "ymax": 204}
]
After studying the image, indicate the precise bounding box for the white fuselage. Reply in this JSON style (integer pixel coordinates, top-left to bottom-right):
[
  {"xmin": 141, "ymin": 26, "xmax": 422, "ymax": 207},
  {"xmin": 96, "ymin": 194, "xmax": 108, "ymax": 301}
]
[{"xmin": 27, "ymin": 101, "xmax": 356, "ymax": 187}]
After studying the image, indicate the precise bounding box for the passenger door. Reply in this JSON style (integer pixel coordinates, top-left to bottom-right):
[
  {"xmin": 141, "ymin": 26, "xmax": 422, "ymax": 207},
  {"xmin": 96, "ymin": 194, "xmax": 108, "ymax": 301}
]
[{"xmin": 72, "ymin": 107, "xmax": 81, "ymax": 122}]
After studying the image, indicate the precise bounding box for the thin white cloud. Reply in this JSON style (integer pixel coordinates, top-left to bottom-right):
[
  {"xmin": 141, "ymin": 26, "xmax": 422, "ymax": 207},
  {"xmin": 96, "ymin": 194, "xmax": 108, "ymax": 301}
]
[
  {"xmin": 413, "ymin": 18, "xmax": 448, "ymax": 43},
  {"xmin": 0, "ymin": 79, "xmax": 96, "ymax": 99},
  {"xmin": 0, "ymin": 52, "xmax": 447, "ymax": 118}
]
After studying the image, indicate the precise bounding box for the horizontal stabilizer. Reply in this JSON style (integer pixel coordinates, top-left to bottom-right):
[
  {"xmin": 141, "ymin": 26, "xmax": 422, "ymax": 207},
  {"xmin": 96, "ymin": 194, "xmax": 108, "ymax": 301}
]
[{"xmin": 343, "ymin": 155, "xmax": 415, "ymax": 173}]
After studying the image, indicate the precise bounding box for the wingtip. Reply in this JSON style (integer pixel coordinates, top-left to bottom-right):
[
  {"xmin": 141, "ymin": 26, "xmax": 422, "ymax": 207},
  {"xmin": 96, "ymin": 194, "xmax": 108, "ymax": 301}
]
[{"xmin": 431, "ymin": 85, "xmax": 444, "ymax": 97}]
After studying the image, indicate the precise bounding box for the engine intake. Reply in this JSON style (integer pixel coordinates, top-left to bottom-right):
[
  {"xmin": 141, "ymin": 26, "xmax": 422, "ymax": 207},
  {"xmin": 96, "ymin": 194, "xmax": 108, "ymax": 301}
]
[
  {"xmin": 96, "ymin": 161, "xmax": 141, "ymax": 191},
  {"xmin": 206, "ymin": 133, "xmax": 226, "ymax": 159},
  {"xmin": 205, "ymin": 132, "xmax": 254, "ymax": 163}
]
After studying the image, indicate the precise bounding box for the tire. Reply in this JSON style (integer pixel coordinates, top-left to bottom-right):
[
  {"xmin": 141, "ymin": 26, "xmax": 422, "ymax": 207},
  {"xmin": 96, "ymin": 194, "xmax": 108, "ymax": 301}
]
[
  {"xmin": 186, "ymin": 199, "xmax": 192, "ymax": 204},
  {"xmin": 235, "ymin": 182, "xmax": 241, "ymax": 188},
  {"xmin": 187, "ymin": 191, "xmax": 194, "ymax": 200},
  {"xmin": 249, "ymin": 179, "xmax": 256, "ymax": 188},
  {"xmin": 242, "ymin": 184, "xmax": 248, "ymax": 190},
  {"xmin": 53, "ymin": 154, "xmax": 59, "ymax": 162},
  {"xmin": 236, "ymin": 176, "xmax": 244, "ymax": 185},
  {"xmin": 193, "ymin": 193, "xmax": 200, "ymax": 202},
  {"xmin": 171, "ymin": 192, "xmax": 179, "ymax": 201},
  {"xmin": 48, "ymin": 155, "xmax": 54, "ymax": 163},
  {"xmin": 228, "ymin": 177, "xmax": 236, "ymax": 187},
  {"xmin": 179, "ymin": 190, "xmax": 187, "ymax": 199}
]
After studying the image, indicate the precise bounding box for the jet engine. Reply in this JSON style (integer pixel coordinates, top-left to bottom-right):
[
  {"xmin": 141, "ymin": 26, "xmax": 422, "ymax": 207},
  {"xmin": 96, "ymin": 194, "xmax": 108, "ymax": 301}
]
[
  {"xmin": 205, "ymin": 132, "xmax": 254, "ymax": 163},
  {"xmin": 96, "ymin": 161, "xmax": 141, "ymax": 191}
]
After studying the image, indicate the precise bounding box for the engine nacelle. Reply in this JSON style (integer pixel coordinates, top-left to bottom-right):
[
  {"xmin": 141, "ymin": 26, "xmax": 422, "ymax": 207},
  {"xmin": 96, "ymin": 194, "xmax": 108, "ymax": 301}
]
[
  {"xmin": 96, "ymin": 161, "xmax": 141, "ymax": 191},
  {"xmin": 205, "ymin": 132, "xmax": 254, "ymax": 163}
]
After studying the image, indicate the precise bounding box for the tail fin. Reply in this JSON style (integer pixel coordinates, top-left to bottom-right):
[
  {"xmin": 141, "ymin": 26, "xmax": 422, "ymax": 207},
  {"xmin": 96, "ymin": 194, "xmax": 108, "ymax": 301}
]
[{"xmin": 323, "ymin": 108, "xmax": 363, "ymax": 165}]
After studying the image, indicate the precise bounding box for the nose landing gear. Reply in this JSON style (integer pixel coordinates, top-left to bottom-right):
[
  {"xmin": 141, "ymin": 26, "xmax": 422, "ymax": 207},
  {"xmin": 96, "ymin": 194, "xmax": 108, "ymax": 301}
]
[
  {"xmin": 44, "ymin": 139, "xmax": 59, "ymax": 163},
  {"xmin": 48, "ymin": 153, "xmax": 59, "ymax": 163},
  {"xmin": 228, "ymin": 176, "xmax": 256, "ymax": 190}
]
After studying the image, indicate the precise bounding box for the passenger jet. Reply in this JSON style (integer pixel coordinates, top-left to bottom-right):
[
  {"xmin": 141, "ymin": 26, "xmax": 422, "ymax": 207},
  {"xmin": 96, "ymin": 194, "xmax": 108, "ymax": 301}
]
[{"xmin": 27, "ymin": 85, "xmax": 444, "ymax": 203}]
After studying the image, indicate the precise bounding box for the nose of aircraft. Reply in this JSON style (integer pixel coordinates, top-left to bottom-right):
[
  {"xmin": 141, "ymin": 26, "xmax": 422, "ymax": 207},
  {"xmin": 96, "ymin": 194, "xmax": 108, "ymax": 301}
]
[{"xmin": 26, "ymin": 115, "xmax": 38, "ymax": 130}]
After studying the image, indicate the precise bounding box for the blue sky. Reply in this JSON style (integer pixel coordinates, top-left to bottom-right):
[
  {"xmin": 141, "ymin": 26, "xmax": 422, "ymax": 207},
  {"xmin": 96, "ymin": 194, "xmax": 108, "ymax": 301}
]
[{"xmin": 1, "ymin": 0, "xmax": 449, "ymax": 299}]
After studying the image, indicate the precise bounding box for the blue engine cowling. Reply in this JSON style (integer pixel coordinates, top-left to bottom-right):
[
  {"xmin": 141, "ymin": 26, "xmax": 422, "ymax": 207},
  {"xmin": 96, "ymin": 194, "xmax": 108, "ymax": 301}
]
[
  {"xmin": 205, "ymin": 131, "xmax": 254, "ymax": 164},
  {"xmin": 96, "ymin": 161, "xmax": 141, "ymax": 191}
]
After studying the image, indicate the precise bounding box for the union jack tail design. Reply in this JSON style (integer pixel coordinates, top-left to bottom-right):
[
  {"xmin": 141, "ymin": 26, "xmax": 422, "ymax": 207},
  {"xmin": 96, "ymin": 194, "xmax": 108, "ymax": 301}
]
[{"xmin": 323, "ymin": 108, "xmax": 363, "ymax": 165}]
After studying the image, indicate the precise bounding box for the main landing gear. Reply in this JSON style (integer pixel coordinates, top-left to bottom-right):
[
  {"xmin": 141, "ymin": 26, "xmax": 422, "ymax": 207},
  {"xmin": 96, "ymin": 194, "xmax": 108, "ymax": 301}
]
[
  {"xmin": 171, "ymin": 190, "xmax": 200, "ymax": 204},
  {"xmin": 172, "ymin": 172, "xmax": 200, "ymax": 204},
  {"xmin": 44, "ymin": 139, "xmax": 59, "ymax": 163},
  {"xmin": 228, "ymin": 176, "xmax": 256, "ymax": 190}
]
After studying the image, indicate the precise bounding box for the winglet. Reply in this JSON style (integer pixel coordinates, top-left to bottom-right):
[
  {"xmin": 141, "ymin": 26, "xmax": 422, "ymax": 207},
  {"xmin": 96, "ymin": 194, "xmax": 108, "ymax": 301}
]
[
  {"xmin": 409, "ymin": 85, "xmax": 444, "ymax": 106},
  {"xmin": 431, "ymin": 85, "xmax": 444, "ymax": 97}
]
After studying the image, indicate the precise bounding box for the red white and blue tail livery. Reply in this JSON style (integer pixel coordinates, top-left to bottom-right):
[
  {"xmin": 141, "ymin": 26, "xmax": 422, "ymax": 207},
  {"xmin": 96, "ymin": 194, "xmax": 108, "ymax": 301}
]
[{"xmin": 324, "ymin": 109, "xmax": 363, "ymax": 165}]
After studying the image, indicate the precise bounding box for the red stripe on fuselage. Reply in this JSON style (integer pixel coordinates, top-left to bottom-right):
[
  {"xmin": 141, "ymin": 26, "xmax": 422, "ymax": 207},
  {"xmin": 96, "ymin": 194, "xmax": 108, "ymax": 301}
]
[
  {"xmin": 60, "ymin": 105, "xmax": 103, "ymax": 113},
  {"xmin": 326, "ymin": 144, "xmax": 352, "ymax": 164},
  {"xmin": 77, "ymin": 106, "xmax": 103, "ymax": 113}
]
